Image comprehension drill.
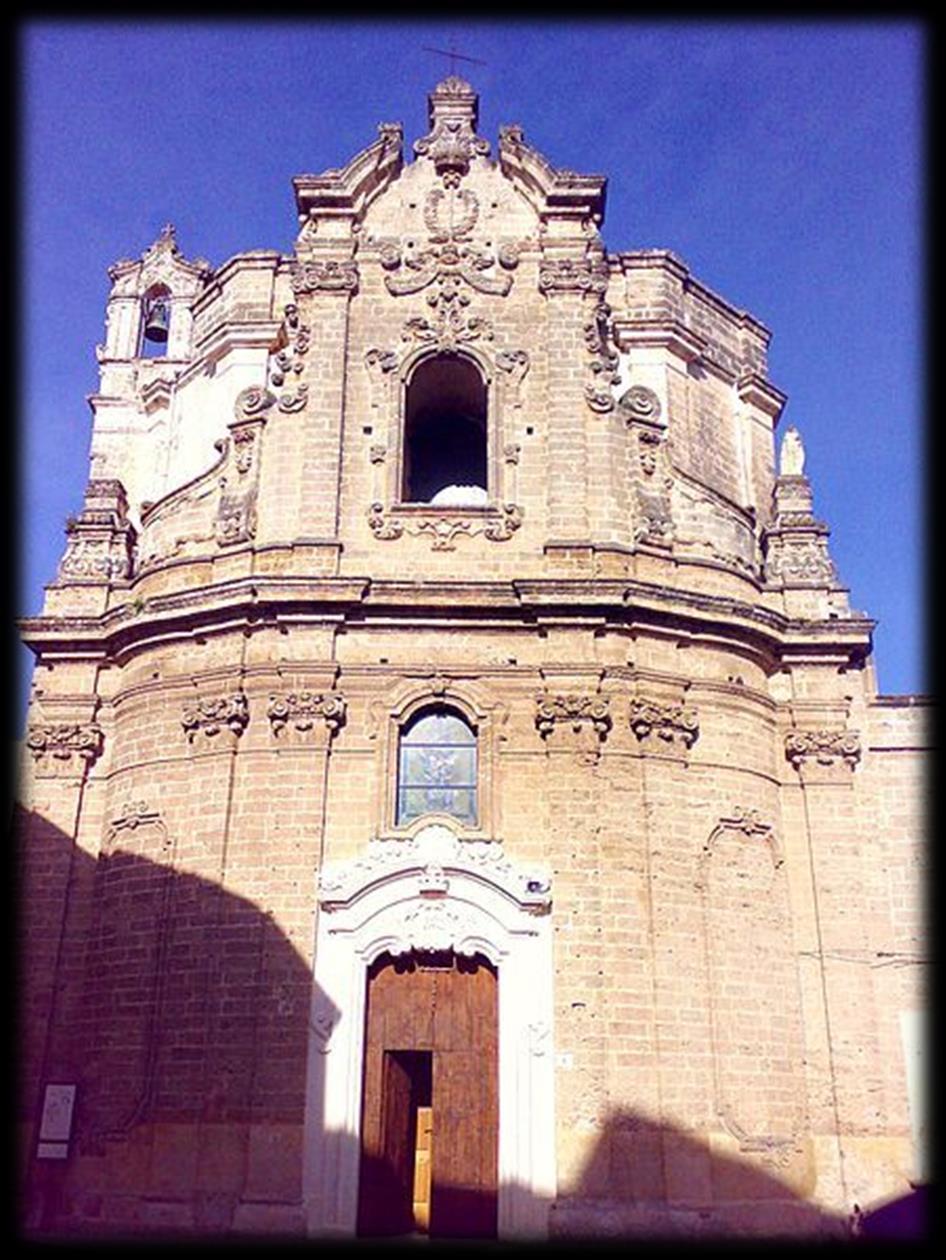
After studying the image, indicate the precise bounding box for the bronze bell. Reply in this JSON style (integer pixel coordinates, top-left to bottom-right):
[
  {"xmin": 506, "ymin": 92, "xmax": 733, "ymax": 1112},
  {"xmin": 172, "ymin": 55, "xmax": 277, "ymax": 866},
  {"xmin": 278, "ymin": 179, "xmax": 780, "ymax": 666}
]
[{"xmin": 143, "ymin": 297, "xmax": 170, "ymax": 343}]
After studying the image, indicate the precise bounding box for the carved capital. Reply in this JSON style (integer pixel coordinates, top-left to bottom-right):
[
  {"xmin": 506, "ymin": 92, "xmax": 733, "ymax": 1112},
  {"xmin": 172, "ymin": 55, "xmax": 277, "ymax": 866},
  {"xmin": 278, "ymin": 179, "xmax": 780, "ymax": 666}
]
[
  {"xmin": 535, "ymin": 693, "xmax": 612, "ymax": 741},
  {"xmin": 629, "ymin": 697, "xmax": 699, "ymax": 750},
  {"xmin": 181, "ymin": 693, "xmax": 249, "ymax": 744},
  {"xmin": 538, "ymin": 256, "xmax": 608, "ymax": 296},
  {"xmin": 267, "ymin": 691, "xmax": 347, "ymax": 738},
  {"xmin": 784, "ymin": 728, "xmax": 861, "ymax": 772},
  {"xmin": 290, "ymin": 258, "xmax": 359, "ymax": 295},
  {"xmin": 26, "ymin": 723, "xmax": 104, "ymax": 774}
]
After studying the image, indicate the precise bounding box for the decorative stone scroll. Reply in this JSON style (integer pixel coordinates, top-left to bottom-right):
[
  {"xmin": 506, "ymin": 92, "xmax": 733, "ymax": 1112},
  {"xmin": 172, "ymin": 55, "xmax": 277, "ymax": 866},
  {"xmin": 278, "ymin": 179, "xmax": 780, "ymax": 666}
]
[
  {"xmin": 267, "ymin": 691, "xmax": 347, "ymax": 738},
  {"xmin": 537, "ymin": 256, "xmax": 609, "ymax": 296},
  {"xmin": 26, "ymin": 723, "xmax": 104, "ymax": 773},
  {"xmin": 534, "ymin": 693, "xmax": 612, "ymax": 741},
  {"xmin": 181, "ymin": 692, "xmax": 249, "ymax": 744},
  {"xmin": 290, "ymin": 259, "xmax": 359, "ymax": 295},
  {"xmin": 319, "ymin": 823, "xmax": 551, "ymax": 916},
  {"xmin": 618, "ymin": 384, "xmax": 675, "ymax": 550},
  {"xmin": 629, "ymin": 697, "xmax": 699, "ymax": 750},
  {"xmin": 583, "ymin": 300, "xmax": 621, "ymax": 413},
  {"xmin": 215, "ymin": 387, "xmax": 273, "ymax": 547},
  {"xmin": 367, "ymin": 501, "xmax": 522, "ymax": 551},
  {"xmin": 784, "ymin": 728, "xmax": 861, "ymax": 771},
  {"xmin": 268, "ymin": 303, "xmax": 311, "ymax": 414}
]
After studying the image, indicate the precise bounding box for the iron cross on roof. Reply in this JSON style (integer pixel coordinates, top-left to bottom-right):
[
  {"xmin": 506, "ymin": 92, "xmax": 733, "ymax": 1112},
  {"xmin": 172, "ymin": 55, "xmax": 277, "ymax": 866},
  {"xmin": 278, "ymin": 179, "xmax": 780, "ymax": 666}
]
[{"xmin": 422, "ymin": 43, "xmax": 487, "ymax": 76}]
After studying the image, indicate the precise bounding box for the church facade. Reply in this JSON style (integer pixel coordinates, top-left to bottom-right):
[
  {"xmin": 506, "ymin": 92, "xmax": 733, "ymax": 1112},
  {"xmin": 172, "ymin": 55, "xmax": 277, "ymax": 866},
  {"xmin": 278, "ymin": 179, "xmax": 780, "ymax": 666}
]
[{"xmin": 17, "ymin": 79, "xmax": 927, "ymax": 1239}]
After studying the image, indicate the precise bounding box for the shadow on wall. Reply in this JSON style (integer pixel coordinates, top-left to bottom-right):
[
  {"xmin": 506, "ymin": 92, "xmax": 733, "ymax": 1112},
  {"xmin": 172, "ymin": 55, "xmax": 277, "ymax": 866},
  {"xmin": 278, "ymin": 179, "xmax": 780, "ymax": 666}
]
[
  {"xmin": 15, "ymin": 800, "xmax": 334, "ymax": 1238},
  {"xmin": 16, "ymin": 803, "xmax": 908, "ymax": 1242},
  {"xmin": 553, "ymin": 1107, "xmax": 850, "ymax": 1240}
]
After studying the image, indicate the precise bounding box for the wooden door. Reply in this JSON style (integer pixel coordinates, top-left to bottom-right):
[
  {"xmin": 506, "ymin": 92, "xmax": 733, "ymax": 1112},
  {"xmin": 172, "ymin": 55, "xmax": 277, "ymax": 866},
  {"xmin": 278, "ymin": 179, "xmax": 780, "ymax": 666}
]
[{"xmin": 357, "ymin": 951, "xmax": 497, "ymax": 1239}]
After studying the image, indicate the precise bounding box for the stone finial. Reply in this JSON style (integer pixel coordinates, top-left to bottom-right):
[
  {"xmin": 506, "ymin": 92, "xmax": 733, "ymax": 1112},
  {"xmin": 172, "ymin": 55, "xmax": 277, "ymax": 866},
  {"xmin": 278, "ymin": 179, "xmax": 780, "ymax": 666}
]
[
  {"xmin": 779, "ymin": 425, "xmax": 805, "ymax": 477},
  {"xmin": 414, "ymin": 77, "xmax": 489, "ymax": 176}
]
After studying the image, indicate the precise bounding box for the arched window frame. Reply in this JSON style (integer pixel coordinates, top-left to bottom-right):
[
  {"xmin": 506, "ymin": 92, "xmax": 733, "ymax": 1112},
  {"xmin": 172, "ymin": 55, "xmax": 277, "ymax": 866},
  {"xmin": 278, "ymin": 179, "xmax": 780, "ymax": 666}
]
[
  {"xmin": 375, "ymin": 683, "xmax": 498, "ymax": 840},
  {"xmin": 364, "ymin": 341, "xmax": 526, "ymax": 545},
  {"xmin": 395, "ymin": 705, "xmax": 479, "ymax": 828}
]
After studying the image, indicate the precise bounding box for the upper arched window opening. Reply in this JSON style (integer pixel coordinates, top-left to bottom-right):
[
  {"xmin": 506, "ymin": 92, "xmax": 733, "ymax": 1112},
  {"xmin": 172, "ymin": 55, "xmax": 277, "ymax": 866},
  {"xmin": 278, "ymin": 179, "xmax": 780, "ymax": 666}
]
[
  {"xmin": 396, "ymin": 707, "xmax": 478, "ymax": 827},
  {"xmin": 140, "ymin": 284, "xmax": 172, "ymax": 358},
  {"xmin": 403, "ymin": 355, "xmax": 487, "ymax": 506}
]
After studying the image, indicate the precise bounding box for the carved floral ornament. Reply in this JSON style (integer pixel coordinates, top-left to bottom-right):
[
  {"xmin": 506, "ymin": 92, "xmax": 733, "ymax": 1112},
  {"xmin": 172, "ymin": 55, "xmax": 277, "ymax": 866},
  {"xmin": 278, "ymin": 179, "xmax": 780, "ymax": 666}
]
[
  {"xmin": 534, "ymin": 693, "xmax": 612, "ymax": 741},
  {"xmin": 318, "ymin": 823, "xmax": 551, "ymax": 916},
  {"xmin": 268, "ymin": 305, "xmax": 310, "ymax": 414},
  {"xmin": 267, "ymin": 691, "xmax": 347, "ymax": 737},
  {"xmin": 784, "ymin": 728, "xmax": 861, "ymax": 770},
  {"xmin": 629, "ymin": 697, "xmax": 699, "ymax": 749},
  {"xmin": 181, "ymin": 693, "xmax": 249, "ymax": 743},
  {"xmin": 367, "ymin": 501, "xmax": 522, "ymax": 551},
  {"xmin": 26, "ymin": 723, "xmax": 104, "ymax": 767},
  {"xmin": 290, "ymin": 259, "xmax": 359, "ymax": 295}
]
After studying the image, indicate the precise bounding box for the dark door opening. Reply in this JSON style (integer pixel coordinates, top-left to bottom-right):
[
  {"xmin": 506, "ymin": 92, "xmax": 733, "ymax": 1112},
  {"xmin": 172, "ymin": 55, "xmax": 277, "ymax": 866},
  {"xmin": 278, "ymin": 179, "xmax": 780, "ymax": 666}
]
[{"xmin": 357, "ymin": 951, "xmax": 498, "ymax": 1240}]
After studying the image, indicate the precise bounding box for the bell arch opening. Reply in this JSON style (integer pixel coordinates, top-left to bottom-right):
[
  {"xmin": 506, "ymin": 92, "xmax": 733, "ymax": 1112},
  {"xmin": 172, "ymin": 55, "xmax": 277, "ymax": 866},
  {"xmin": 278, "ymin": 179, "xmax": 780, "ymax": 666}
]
[{"xmin": 402, "ymin": 354, "xmax": 488, "ymax": 505}]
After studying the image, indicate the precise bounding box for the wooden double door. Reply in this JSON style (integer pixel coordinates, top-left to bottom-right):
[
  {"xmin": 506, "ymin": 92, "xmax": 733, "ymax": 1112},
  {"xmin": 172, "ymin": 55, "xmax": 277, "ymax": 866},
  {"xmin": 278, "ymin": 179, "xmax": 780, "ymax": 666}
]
[{"xmin": 356, "ymin": 950, "xmax": 498, "ymax": 1239}]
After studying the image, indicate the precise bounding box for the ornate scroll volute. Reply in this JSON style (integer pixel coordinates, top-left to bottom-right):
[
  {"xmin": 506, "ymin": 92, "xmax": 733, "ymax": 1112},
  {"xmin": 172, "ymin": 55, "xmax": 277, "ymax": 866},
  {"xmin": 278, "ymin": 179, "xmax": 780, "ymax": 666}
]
[
  {"xmin": 26, "ymin": 721, "xmax": 104, "ymax": 779},
  {"xmin": 57, "ymin": 479, "xmax": 137, "ymax": 585},
  {"xmin": 181, "ymin": 691, "xmax": 249, "ymax": 747},
  {"xmin": 268, "ymin": 303, "xmax": 311, "ymax": 415},
  {"xmin": 267, "ymin": 690, "xmax": 347, "ymax": 746},
  {"xmin": 215, "ymin": 386, "xmax": 274, "ymax": 547},
  {"xmin": 784, "ymin": 726, "xmax": 862, "ymax": 785},
  {"xmin": 628, "ymin": 692, "xmax": 699, "ymax": 758},
  {"xmin": 619, "ymin": 384, "xmax": 675, "ymax": 551},
  {"xmin": 534, "ymin": 691, "xmax": 612, "ymax": 761}
]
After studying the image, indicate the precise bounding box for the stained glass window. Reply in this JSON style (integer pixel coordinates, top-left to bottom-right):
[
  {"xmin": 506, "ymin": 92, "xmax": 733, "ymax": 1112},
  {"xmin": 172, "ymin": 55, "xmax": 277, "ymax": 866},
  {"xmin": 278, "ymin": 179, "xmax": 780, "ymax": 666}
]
[{"xmin": 396, "ymin": 710, "xmax": 477, "ymax": 826}]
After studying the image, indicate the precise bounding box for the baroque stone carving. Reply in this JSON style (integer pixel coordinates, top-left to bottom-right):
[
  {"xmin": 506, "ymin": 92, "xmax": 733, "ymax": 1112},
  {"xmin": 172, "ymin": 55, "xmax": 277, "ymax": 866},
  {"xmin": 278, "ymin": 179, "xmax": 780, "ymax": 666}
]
[
  {"xmin": 267, "ymin": 691, "xmax": 347, "ymax": 737},
  {"xmin": 583, "ymin": 301, "xmax": 621, "ymax": 413},
  {"xmin": 26, "ymin": 723, "xmax": 104, "ymax": 769},
  {"xmin": 538, "ymin": 256, "xmax": 609, "ymax": 296},
  {"xmin": 367, "ymin": 501, "xmax": 522, "ymax": 551},
  {"xmin": 629, "ymin": 697, "xmax": 699, "ymax": 749},
  {"xmin": 181, "ymin": 693, "xmax": 249, "ymax": 743},
  {"xmin": 290, "ymin": 258, "xmax": 359, "ymax": 295},
  {"xmin": 620, "ymin": 384, "xmax": 662, "ymax": 425},
  {"xmin": 413, "ymin": 76, "xmax": 490, "ymax": 177},
  {"xmin": 268, "ymin": 304, "xmax": 310, "ymax": 413},
  {"xmin": 534, "ymin": 693, "xmax": 612, "ymax": 741},
  {"xmin": 784, "ymin": 728, "xmax": 861, "ymax": 770},
  {"xmin": 319, "ymin": 823, "xmax": 551, "ymax": 915},
  {"xmin": 382, "ymin": 183, "xmax": 516, "ymax": 304},
  {"xmin": 311, "ymin": 1000, "xmax": 339, "ymax": 1055}
]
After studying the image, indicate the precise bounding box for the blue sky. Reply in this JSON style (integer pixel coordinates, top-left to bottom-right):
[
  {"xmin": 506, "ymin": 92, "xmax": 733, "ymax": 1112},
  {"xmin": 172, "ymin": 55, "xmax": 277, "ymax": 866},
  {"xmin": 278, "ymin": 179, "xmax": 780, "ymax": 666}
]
[{"xmin": 17, "ymin": 20, "xmax": 924, "ymax": 735}]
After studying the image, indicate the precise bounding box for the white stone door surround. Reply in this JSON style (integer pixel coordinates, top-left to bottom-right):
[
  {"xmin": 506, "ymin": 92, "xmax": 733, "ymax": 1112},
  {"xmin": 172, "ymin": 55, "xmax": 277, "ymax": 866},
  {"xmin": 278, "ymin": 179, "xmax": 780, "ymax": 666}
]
[{"xmin": 302, "ymin": 823, "xmax": 555, "ymax": 1239}]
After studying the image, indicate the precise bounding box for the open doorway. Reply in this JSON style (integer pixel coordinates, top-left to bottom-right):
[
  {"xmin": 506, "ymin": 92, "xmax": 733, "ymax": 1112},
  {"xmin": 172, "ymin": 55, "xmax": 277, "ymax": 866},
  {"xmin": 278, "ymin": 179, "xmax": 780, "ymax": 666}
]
[{"xmin": 356, "ymin": 950, "xmax": 498, "ymax": 1239}]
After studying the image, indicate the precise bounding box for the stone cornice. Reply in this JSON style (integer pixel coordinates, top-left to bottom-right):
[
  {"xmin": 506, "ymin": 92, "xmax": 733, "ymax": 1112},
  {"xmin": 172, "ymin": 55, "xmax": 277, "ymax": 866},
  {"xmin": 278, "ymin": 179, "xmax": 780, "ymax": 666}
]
[
  {"xmin": 498, "ymin": 124, "xmax": 606, "ymax": 223},
  {"xmin": 18, "ymin": 574, "xmax": 875, "ymax": 677},
  {"xmin": 293, "ymin": 123, "xmax": 403, "ymax": 222}
]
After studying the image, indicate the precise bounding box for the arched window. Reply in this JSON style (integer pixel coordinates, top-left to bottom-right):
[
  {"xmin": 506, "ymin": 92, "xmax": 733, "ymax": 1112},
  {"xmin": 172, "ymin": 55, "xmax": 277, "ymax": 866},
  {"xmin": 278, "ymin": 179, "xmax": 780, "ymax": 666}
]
[
  {"xmin": 396, "ymin": 708, "xmax": 477, "ymax": 827},
  {"xmin": 403, "ymin": 355, "xmax": 488, "ymax": 505},
  {"xmin": 140, "ymin": 284, "xmax": 171, "ymax": 358}
]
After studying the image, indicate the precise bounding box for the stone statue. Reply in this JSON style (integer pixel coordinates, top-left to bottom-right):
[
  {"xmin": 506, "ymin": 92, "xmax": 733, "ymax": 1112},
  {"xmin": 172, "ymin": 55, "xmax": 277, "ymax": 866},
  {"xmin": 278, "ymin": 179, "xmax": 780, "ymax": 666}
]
[{"xmin": 779, "ymin": 425, "xmax": 806, "ymax": 477}]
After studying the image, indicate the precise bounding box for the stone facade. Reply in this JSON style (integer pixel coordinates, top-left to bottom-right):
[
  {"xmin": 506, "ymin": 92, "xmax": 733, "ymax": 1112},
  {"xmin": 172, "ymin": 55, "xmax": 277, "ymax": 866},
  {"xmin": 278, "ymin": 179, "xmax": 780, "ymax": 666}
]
[{"xmin": 17, "ymin": 78, "xmax": 927, "ymax": 1239}]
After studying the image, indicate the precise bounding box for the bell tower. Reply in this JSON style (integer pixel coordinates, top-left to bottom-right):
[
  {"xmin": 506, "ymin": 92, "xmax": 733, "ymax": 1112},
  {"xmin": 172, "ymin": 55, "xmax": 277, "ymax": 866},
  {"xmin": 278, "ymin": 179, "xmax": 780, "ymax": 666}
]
[{"xmin": 87, "ymin": 223, "xmax": 211, "ymax": 516}]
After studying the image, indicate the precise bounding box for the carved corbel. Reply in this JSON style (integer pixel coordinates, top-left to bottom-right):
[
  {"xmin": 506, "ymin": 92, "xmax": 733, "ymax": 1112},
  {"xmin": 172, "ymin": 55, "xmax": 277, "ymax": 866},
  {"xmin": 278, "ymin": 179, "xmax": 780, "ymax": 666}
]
[
  {"xmin": 784, "ymin": 728, "xmax": 861, "ymax": 781},
  {"xmin": 26, "ymin": 723, "xmax": 104, "ymax": 777},
  {"xmin": 181, "ymin": 692, "xmax": 249, "ymax": 744},
  {"xmin": 267, "ymin": 691, "xmax": 347, "ymax": 739},
  {"xmin": 629, "ymin": 696, "xmax": 699, "ymax": 752}
]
